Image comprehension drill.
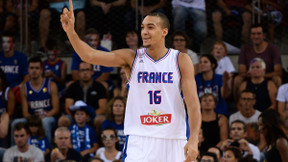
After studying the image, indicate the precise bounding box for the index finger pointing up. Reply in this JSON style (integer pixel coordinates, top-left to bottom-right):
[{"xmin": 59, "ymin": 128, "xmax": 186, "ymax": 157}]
[{"xmin": 69, "ymin": 0, "xmax": 74, "ymax": 14}]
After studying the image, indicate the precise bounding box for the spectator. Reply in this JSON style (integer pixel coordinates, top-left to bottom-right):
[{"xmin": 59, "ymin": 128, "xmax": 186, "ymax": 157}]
[
  {"xmin": 221, "ymin": 120, "xmax": 260, "ymax": 161},
  {"xmin": 71, "ymin": 28, "xmax": 114, "ymax": 91},
  {"xmin": 125, "ymin": 30, "xmax": 141, "ymax": 51},
  {"xmin": 233, "ymin": 24, "xmax": 282, "ymax": 100},
  {"xmin": 223, "ymin": 147, "xmax": 243, "ymax": 162},
  {"xmin": 0, "ymin": 32, "xmax": 29, "ymax": 88},
  {"xmin": 3, "ymin": 122, "xmax": 44, "ymax": 162},
  {"xmin": 207, "ymin": 146, "xmax": 223, "ymax": 162},
  {"xmin": 27, "ymin": 115, "xmax": 51, "ymax": 156},
  {"xmin": 171, "ymin": 31, "xmax": 199, "ymax": 74},
  {"xmin": 12, "ymin": 57, "xmax": 59, "ymax": 144},
  {"xmin": 112, "ymin": 68, "xmax": 128, "ymax": 98},
  {"xmin": 195, "ymin": 54, "xmax": 230, "ymax": 116},
  {"xmin": 229, "ymin": 90, "xmax": 261, "ymax": 144},
  {"xmin": 0, "ymin": 111, "xmax": 9, "ymax": 161},
  {"xmin": 200, "ymin": 152, "xmax": 218, "ymax": 162},
  {"xmin": 87, "ymin": 0, "xmax": 127, "ymax": 48},
  {"xmin": 212, "ymin": 0, "xmax": 251, "ymax": 42},
  {"xmin": 39, "ymin": 0, "xmax": 86, "ymax": 49},
  {"xmin": 125, "ymin": 0, "xmax": 166, "ymax": 31},
  {"xmin": 276, "ymin": 83, "xmax": 288, "ymax": 128},
  {"xmin": 96, "ymin": 128, "xmax": 122, "ymax": 161},
  {"xmin": 58, "ymin": 62, "xmax": 107, "ymax": 128},
  {"xmin": 69, "ymin": 100, "xmax": 99, "ymax": 159},
  {"xmin": 43, "ymin": 39, "xmax": 67, "ymax": 98},
  {"xmin": 201, "ymin": 93, "xmax": 228, "ymax": 152},
  {"xmin": 238, "ymin": 58, "xmax": 277, "ymax": 111},
  {"xmin": 49, "ymin": 127, "xmax": 82, "ymax": 162},
  {"xmin": 211, "ymin": 41, "xmax": 235, "ymax": 75},
  {"xmin": 258, "ymin": 109, "xmax": 288, "ymax": 162},
  {"xmin": 101, "ymin": 96, "xmax": 126, "ymax": 150},
  {"xmin": 89, "ymin": 157, "xmax": 104, "ymax": 162},
  {"xmin": 0, "ymin": 68, "xmax": 15, "ymax": 117},
  {"xmin": 171, "ymin": 0, "xmax": 207, "ymax": 53}
]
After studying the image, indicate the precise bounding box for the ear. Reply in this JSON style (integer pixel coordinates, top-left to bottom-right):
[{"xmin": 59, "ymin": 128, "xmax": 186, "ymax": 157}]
[{"xmin": 162, "ymin": 28, "xmax": 168, "ymax": 37}]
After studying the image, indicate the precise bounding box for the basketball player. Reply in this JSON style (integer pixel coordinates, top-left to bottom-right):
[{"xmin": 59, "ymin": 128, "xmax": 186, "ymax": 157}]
[{"xmin": 61, "ymin": 0, "xmax": 201, "ymax": 161}]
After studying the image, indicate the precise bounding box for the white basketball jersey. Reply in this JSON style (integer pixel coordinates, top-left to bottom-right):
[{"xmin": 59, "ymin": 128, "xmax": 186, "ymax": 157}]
[{"xmin": 124, "ymin": 48, "xmax": 186, "ymax": 139}]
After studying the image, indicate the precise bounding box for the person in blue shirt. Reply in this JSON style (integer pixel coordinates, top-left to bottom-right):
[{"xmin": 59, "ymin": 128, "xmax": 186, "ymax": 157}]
[
  {"xmin": 195, "ymin": 54, "xmax": 231, "ymax": 116},
  {"xmin": 0, "ymin": 32, "xmax": 29, "ymax": 88},
  {"xmin": 71, "ymin": 28, "xmax": 114, "ymax": 91},
  {"xmin": 69, "ymin": 100, "xmax": 99, "ymax": 160},
  {"xmin": 101, "ymin": 96, "xmax": 126, "ymax": 151}
]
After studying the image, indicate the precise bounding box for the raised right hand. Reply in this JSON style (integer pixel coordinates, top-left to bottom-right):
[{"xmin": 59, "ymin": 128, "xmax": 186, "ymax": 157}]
[{"xmin": 60, "ymin": 0, "xmax": 75, "ymax": 34}]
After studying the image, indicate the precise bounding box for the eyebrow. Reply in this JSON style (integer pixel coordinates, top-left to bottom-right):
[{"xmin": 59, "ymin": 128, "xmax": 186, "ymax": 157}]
[{"xmin": 141, "ymin": 23, "xmax": 156, "ymax": 26}]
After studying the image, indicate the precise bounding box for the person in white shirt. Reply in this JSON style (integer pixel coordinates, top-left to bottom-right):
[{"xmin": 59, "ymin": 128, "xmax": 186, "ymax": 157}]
[{"xmin": 276, "ymin": 83, "xmax": 288, "ymax": 128}]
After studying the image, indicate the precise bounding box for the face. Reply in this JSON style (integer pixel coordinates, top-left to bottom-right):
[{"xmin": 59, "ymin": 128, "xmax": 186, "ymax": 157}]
[
  {"xmin": 223, "ymin": 150, "xmax": 238, "ymax": 162},
  {"xmin": 28, "ymin": 62, "xmax": 43, "ymax": 80},
  {"xmin": 258, "ymin": 117, "xmax": 267, "ymax": 135},
  {"xmin": 78, "ymin": 62, "xmax": 94, "ymax": 82},
  {"xmin": 29, "ymin": 126, "xmax": 38, "ymax": 135},
  {"xmin": 201, "ymin": 95, "xmax": 216, "ymax": 110},
  {"xmin": 212, "ymin": 44, "xmax": 226, "ymax": 60},
  {"xmin": 46, "ymin": 50, "xmax": 58, "ymax": 61},
  {"xmin": 74, "ymin": 110, "xmax": 89, "ymax": 125},
  {"xmin": 141, "ymin": 16, "xmax": 167, "ymax": 48},
  {"xmin": 200, "ymin": 57, "xmax": 213, "ymax": 73},
  {"xmin": 250, "ymin": 27, "xmax": 265, "ymax": 45},
  {"xmin": 239, "ymin": 92, "xmax": 256, "ymax": 115},
  {"xmin": 85, "ymin": 34, "xmax": 100, "ymax": 49},
  {"xmin": 126, "ymin": 32, "xmax": 138, "ymax": 47},
  {"xmin": 230, "ymin": 122, "xmax": 246, "ymax": 140},
  {"xmin": 172, "ymin": 35, "xmax": 186, "ymax": 51},
  {"xmin": 113, "ymin": 99, "xmax": 125, "ymax": 116},
  {"xmin": 249, "ymin": 61, "xmax": 265, "ymax": 77},
  {"xmin": 14, "ymin": 128, "xmax": 29, "ymax": 149},
  {"xmin": 55, "ymin": 131, "xmax": 71, "ymax": 150},
  {"xmin": 2, "ymin": 36, "xmax": 14, "ymax": 53},
  {"xmin": 101, "ymin": 129, "xmax": 118, "ymax": 148},
  {"xmin": 201, "ymin": 155, "xmax": 214, "ymax": 162}
]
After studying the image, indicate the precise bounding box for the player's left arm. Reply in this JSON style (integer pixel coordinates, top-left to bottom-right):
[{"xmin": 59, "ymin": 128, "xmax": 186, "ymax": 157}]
[
  {"xmin": 46, "ymin": 81, "xmax": 59, "ymax": 117},
  {"xmin": 179, "ymin": 52, "xmax": 201, "ymax": 161}
]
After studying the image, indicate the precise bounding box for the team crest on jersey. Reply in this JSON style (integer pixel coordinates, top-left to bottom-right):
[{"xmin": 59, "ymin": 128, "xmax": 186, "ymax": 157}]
[
  {"xmin": 29, "ymin": 90, "xmax": 33, "ymax": 94},
  {"xmin": 43, "ymin": 87, "xmax": 47, "ymax": 93},
  {"xmin": 140, "ymin": 110, "xmax": 172, "ymax": 126},
  {"xmin": 14, "ymin": 59, "xmax": 18, "ymax": 64}
]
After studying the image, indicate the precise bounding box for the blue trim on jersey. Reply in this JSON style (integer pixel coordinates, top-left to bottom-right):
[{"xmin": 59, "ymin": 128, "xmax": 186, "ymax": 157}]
[
  {"xmin": 176, "ymin": 50, "xmax": 181, "ymax": 79},
  {"xmin": 122, "ymin": 135, "xmax": 129, "ymax": 162},
  {"xmin": 127, "ymin": 49, "xmax": 139, "ymax": 85},
  {"xmin": 144, "ymin": 48, "xmax": 171, "ymax": 63}
]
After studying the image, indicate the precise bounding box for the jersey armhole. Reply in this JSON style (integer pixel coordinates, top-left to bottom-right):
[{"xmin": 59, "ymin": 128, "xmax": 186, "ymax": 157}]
[
  {"xmin": 127, "ymin": 49, "xmax": 140, "ymax": 85},
  {"xmin": 176, "ymin": 50, "xmax": 181, "ymax": 79}
]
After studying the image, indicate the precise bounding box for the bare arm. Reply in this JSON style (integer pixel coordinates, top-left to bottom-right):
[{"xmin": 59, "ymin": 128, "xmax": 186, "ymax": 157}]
[
  {"xmin": 48, "ymin": 62, "xmax": 67, "ymax": 86},
  {"xmin": 265, "ymin": 64, "xmax": 282, "ymax": 78},
  {"xmin": 46, "ymin": 81, "xmax": 59, "ymax": 117},
  {"xmin": 29, "ymin": 0, "xmax": 38, "ymax": 12},
  {"xmin": 7, "ymin": 88, "xmax": 16, "ymax": 117},
  {"xmin": 221, "ymin": 71, "xmax": 232, "ymax": 99},
  {"xmin": 0, "ymin": 113, "xmax": 9, "ymax": 138},
  {"xmin": 95, "ymin": 98, "xmax": 107, "ymax": 115},
  {"xmin": 61, "ymin": 0, "xmax": 134, "ymax": 68},
  {"xmin": 6, "ymin": 0, "xmax": 14, "ymax": 13},
  {"xmin": 96, "ymin": 72, "xmax": 110, "ymax": 82},
  {"xmin": 80, "ymin": 143, "xmax": 98, "ymax": 156},
  {"xmin": 276, "ymin": 137, "xmax": 288, "ymax": 162},
  {"xmin": 278, "ymin": 102, "xmax": 286, "ymax": 118},
  {"xmin": 217, "ymin": 0, "xmax": 231, "ymax": 15},
  {"xmin": 217, "ymin": 115, "xmax": 229, "ymax": 148},
  {"xmin": 267, "ymin": 81, "xmax": 277, "ymax": 109},
  {"xmin": 238, "ymin": 64, "xmax": 248, "ymax": 77},
  {"xmin": 179, "ymin": 52, "xmax": 201, "ymax": 161},
  {"xmin": 65, "ymin": 98, "xmax": 75, "ymax": 115},
  {"xmin": 20, "ymin": 86, "xmax": 31, "ymax": 118}
]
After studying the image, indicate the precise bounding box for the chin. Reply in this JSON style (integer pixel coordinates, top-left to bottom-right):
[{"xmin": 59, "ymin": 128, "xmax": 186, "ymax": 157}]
[{"xmin": 143, "ymin": 44, "xmax": 151, "ymax": 48}]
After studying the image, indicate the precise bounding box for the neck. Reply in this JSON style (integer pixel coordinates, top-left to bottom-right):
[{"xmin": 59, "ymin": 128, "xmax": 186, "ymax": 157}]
[
  {"xmin": 241, "ymin": 109, "xmax": 256, "ymax": 118},
  {"xmin": 80, "ymin": 79, "xmax": 93, "ymax": 89},
  {"xmin": 114, "ymin": 115, "xmax": 123, "ymax": 125},
  {"xmin": 48, "ymin": 58, "xmax": 59, "ymax": 64},
  {"xmin": 105, "ymin": 146, "xmax": 117, "ymax": 153},
  {"xmin": 129, "ymin": 45, "xmax": 138, "ymax": 51},
  {"xmin": 31, "ymin": 77, "xmax": 44, "ymax": 86},
  {"xmin": 146, "ymin": 46, "xmax": 168, "ymax": 61},
  {"xmin": 181, "ymin": 48, "xmax": 187, "ymax": 53},
  {"xmin": 18, "ymin": 144, "xmax": 29, "ymax": 153},
  {"xmin": 60, "ymin": 148, "xmax": 68, "ymax": 156},
  {"xmin": 77, "ymin": 122, "xmax": 86, "ymax": 127},
  {"xmin": 4, "ymin": 50, "xmax": 14, "ymax": 57},
  {"xmin": 251, "ymin": 77, "xmax": 264, "ymax": 84},
  {"xmin": 202, "ymin": 71, "xmax": 214, "ymax": 80},
  {"xmin": 254, "ymin": 41, "xmax": 268, "ymax": 53}
]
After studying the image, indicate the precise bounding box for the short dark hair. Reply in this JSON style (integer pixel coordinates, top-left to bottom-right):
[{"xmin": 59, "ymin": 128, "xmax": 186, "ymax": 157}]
[
  {"xmin": 231, "ymin": 120, "xmax": 247, "ymax": 132},
  {"xmin": 240, "ymin": 89, "xmax": 256, "ymax": 99},
  {"xmin": 14, "ymin": 122, "xmax": 30, "ymax": 134},
  {"xmin": 208, "ymin": 146, "xmax": 223, "ymax": 157},
  {"xmin": 250, "ymin": 23, "xmax": 267, "ymax": 34},
  {"xmin": 201, "ymin": 152, "xmax": 218, "ymax": 162},
  {"xmin": 28, "ymin": 56, "xmax": 42, "ymax": 66},
  {"xmin": 225, "ymin": 147, "xmax": 243, "ymax": 161},
  {"xmin": 78, "ymin": 61, "xmax": 93, "ymax": 70},
  {"xmin": 146, "ymin": 12, "xmax": 170, "ymax": 30},
  {"xmin": 85, "ymin": 28, "xmax": 101, "ymax": 37}
]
